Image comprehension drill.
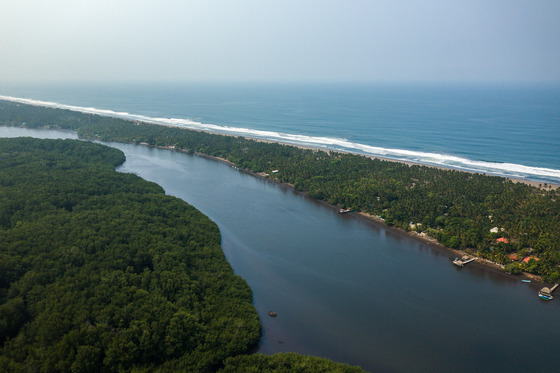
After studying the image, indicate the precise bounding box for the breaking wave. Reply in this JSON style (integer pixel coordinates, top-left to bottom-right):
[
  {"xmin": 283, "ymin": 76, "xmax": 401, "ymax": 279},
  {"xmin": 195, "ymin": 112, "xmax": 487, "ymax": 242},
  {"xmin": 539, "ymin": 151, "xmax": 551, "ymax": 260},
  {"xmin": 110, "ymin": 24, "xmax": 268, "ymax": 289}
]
[{"xmin": 2, "ymin": 95, "xmax": 559, "ymax": 184}]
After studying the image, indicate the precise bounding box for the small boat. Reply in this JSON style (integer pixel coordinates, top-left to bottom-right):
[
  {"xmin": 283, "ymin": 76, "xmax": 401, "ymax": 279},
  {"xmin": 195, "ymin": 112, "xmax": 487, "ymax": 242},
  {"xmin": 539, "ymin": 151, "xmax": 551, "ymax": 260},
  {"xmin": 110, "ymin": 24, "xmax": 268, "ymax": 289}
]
[
  {"xmin": 268, "ymin": 311, "xmax": 277, "ymax": 317},
  {"xmin": 538, "ymin": 288, "xmax": 553, "ymax": 300},
  {"xmin": 538, "ymin": 284, "xmax": 558, "ymax": 300},
  {"xmin": 522, "ymin": 279, "xmax": 531, "ymax": 283}
]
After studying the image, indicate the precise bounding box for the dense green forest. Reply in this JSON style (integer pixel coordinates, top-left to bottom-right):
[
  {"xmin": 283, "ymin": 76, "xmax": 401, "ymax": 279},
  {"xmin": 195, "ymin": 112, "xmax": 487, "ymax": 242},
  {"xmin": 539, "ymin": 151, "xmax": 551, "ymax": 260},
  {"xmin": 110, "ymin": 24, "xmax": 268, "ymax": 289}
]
[
  {"xmin": 0, "ymin": 138, "xmax": 261, "ymax": 371},
  {"xmin": 0, "ymin": 137, "xmax": 364, "ymax": 372},
  {"xmin": 1, "ymin": 100, "xmax": 559, "ymax": 282}
]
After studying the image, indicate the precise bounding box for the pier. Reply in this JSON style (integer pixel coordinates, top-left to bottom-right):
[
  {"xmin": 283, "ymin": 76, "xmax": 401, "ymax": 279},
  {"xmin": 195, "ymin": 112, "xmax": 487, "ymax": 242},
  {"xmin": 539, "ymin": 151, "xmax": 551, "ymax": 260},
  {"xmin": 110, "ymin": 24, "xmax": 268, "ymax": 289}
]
[
  {"xmin": 538, "ymin": 283, "xmax": 558, "ymax": 300},
  {"xmin": 453, "ymin": 256, "xmax": 476, "ymax": 267}
]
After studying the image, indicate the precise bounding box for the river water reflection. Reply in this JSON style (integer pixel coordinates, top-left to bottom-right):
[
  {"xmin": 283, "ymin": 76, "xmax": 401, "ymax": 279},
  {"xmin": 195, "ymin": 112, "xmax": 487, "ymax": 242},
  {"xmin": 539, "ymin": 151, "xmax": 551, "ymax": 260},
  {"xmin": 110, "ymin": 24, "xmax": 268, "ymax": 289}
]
[{"xmin": 2, "ymin": 127, "xmax": 559, "ymax": 373}]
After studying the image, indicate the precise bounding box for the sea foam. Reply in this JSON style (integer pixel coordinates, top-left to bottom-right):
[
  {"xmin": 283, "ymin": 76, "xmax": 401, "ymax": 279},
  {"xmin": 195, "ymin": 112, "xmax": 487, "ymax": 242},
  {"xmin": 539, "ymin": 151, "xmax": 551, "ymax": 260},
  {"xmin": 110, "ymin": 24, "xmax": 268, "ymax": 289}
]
[{"xmin": 2, "ymin": 95, "xmax": 559, "ymax": 184}]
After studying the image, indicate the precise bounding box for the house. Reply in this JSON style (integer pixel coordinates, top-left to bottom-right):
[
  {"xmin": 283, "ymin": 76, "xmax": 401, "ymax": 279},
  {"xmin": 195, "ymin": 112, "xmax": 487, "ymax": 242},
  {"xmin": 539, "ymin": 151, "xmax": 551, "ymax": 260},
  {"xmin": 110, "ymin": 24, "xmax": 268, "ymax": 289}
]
[
  {"xmin": 508, "ymin": 253, "xmax": 519, "ymax": 261},
  {"xmin": 496, "ymin": 237, "xmax": 509, "ymax": 243},
  {"xmin": 523, "ymin": 256, "xmax": 539, "ymax": 263}
]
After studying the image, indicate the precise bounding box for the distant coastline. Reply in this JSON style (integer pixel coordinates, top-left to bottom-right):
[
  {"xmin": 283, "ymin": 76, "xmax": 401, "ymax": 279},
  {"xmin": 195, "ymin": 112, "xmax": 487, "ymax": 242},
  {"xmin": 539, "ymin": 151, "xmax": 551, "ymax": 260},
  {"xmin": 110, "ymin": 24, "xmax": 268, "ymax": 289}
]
[
  {"xmin": 242, "ymin": 137, "xmax": 559, "ymax": 190},
  {"xmin": 134, "ymin": 126, "xmax": 560, "ymax": 190},
  {"xmin": 1, "ymin": 93, "xmax": 559, "ymax": 186}
]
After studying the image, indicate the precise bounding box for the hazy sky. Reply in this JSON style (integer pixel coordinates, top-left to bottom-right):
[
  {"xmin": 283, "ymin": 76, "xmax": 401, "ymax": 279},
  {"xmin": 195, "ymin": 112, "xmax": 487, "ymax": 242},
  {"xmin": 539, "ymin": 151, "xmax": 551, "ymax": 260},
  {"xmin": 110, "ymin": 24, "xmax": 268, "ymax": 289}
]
[{"xmin": 1, "ymin": 0, "xmax": 559, "ymax": 83}]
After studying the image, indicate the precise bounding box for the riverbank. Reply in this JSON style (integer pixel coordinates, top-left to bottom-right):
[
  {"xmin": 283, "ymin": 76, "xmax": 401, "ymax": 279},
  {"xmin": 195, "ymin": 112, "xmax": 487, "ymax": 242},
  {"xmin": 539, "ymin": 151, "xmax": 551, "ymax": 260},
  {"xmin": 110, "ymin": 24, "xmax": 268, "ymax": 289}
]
[
  {"xmin": 223, "ymin": 138, "xmax": 557, "ymax": 284},
  {"xmin": 146, "ymin": 142, "xmax": 550, "ymax": 286},
  {"xmin": 113, "ymin": 137, "xmax": 560, "ymax": 373}
]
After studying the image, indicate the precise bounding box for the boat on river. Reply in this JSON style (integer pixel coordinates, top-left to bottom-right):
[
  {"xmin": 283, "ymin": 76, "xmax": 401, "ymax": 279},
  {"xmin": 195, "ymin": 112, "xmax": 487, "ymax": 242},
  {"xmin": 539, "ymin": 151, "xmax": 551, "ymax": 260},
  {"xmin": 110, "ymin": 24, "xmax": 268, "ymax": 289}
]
[
  {"xmin": 538, "ymin": 290, "xmax": 553, "ymax": 300},
  {"xmin": 538, "ymin": 284, "xmax": 558, "ymax": 300}
]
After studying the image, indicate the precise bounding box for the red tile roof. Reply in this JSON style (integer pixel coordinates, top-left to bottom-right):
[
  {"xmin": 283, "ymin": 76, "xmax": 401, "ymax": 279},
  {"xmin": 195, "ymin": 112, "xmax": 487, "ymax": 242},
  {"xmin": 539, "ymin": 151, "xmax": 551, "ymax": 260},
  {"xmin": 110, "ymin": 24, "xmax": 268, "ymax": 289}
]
[{"xmin": 508, "ymin": 253, "xmax": 518, "ymax": 261}]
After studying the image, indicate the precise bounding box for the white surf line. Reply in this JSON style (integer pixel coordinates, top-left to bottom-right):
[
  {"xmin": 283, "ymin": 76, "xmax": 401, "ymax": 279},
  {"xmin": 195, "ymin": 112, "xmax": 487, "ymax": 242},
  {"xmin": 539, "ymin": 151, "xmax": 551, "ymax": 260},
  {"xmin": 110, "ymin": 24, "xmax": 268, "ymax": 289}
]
[{"xmin": 2, "ymin": 95, "xmax": 559, "ymax": 183}]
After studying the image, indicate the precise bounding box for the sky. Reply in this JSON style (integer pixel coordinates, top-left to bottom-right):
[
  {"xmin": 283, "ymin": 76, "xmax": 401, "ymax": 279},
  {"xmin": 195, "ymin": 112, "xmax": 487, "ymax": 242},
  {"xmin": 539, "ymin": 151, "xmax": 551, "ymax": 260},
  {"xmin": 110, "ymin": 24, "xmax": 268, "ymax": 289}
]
[{"xmin": 1, "ymin": 0, "xmax": 559, "ymax": 84}]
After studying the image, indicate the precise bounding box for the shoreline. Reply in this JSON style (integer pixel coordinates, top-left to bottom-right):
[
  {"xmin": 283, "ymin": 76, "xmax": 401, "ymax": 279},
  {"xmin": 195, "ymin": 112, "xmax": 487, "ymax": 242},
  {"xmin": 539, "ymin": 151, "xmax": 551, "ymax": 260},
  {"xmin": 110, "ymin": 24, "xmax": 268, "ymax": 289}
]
[
  {"xmin": 148, "ymin": 125, "xmax": 560, "ymax": 190},
  {"xmin": 244, "ymin": 136, "xmax": 559, "ymax": 190},
  {"xmin": 1, "ymin": 95, "xmax": 559, "ymax": 188}
]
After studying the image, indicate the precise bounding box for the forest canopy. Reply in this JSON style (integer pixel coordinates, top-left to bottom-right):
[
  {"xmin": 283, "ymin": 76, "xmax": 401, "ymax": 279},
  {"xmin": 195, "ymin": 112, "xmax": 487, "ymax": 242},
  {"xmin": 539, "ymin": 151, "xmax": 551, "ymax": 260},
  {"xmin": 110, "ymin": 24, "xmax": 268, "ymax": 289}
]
[
  {"xmin": 0, "ymin": 138, "xmax": 261, "ymax": 372},
  {"xmin": 0, "ymin": 137, "xmax": 365, "ymax": 372}
]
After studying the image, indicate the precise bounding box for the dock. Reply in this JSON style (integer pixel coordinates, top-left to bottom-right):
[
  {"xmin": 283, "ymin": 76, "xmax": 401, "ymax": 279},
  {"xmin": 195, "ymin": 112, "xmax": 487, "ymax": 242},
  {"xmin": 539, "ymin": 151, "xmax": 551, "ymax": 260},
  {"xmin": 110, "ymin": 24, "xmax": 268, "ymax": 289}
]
[
  {"xmin": 538, "ymin": 283, "xmax": 558, "ymax": 300},
  {"xmin": 453, "ymin": 256, "xmax": 476, "ymax": 267}
]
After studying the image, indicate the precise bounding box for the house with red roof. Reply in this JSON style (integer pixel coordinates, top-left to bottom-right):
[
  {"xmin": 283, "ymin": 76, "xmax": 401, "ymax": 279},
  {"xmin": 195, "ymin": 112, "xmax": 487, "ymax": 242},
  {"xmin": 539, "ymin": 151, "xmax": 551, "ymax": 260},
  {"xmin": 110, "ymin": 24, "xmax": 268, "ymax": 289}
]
[
  {"xmin": 496, "ymin": 237, "xmax": 509, "ymax": 243},
  {"xmin": 508, "ymin": 253, "xmax": 519, "ymax": 261},
  {"xmin": 523, "ymin": 256, "xmax": 539, "ymax": 263}
]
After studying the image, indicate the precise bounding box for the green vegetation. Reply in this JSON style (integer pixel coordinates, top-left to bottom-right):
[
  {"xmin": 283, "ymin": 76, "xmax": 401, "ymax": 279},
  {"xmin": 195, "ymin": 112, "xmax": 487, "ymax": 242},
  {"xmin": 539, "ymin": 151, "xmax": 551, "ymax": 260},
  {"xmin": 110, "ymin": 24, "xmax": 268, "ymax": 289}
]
[
  {"xmin": 0, "ymin": 138, "xmax": 261, "ymax": 371},
  {"xmin": 504, "ymin": 263, "xmax": 522, "ymax": 275},
  {"xmin": 1, "ymin": 99, "xmax": 559, "ymax": 283},
  {"xmin": 0, "ymin": 137, "xmax": 365, "ymax": 372},
  {"xmin": 220, "ymin": 353, "xmax": 365, "ymax": 372}
]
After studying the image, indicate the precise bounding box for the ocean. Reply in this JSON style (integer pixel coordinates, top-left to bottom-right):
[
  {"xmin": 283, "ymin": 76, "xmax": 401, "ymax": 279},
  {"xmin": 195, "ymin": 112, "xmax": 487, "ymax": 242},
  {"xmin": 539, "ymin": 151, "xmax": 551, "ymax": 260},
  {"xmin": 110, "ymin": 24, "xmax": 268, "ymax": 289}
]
[{"xmin": 1, "ymin": 82, "xmax": 559, "ymax": 184}]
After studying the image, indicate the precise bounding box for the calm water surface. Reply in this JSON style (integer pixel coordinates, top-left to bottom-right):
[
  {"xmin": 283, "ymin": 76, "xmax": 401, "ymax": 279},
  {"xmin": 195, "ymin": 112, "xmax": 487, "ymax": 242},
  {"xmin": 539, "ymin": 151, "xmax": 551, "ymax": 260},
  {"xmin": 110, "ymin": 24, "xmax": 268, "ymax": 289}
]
[{"xmin": 2, "ymin": 128, "xmax": 559, "ymax": 372}]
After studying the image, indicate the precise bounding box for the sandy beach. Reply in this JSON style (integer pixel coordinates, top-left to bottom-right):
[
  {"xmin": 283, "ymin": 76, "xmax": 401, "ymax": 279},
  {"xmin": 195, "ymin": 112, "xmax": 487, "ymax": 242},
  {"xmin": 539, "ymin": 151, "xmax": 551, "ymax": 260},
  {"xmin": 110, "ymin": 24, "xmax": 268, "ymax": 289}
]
[{"xmin": 234, "ymin": 133, "xmax": 559, "ymax": 190}]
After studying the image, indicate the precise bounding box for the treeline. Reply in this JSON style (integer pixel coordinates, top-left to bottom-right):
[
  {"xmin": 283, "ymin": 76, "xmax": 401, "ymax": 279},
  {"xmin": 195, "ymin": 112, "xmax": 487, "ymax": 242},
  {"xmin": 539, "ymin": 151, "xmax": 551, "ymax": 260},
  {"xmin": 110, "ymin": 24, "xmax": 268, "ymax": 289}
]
[
  {"xmin": 0, "ymin": 137, "xmax": 365, "ymax": 372},
  {"xmin": 219, "ymin": 353, "xmax": 365, "ymax": 372},
  {"xmin": 1, "ymin": 100, "xmax": 559, "ymax": 282}
]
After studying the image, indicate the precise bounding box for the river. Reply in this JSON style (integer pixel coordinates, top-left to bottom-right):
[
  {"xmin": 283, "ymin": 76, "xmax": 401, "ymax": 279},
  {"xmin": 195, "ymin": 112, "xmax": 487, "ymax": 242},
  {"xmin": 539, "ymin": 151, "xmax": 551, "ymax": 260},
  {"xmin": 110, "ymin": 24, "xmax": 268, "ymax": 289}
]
[{"xmin": 2, "ymin": 127, "xmax": 559, "ymax": 372}]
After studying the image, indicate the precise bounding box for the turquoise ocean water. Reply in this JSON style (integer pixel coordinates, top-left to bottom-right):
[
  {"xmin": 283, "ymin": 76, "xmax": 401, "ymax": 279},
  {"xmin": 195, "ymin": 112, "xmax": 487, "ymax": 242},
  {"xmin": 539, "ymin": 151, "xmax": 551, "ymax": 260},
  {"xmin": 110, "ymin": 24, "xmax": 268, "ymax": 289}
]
[{"xmin": 1, "ymin": 82, "xmax": 559, "ymax": 183}]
